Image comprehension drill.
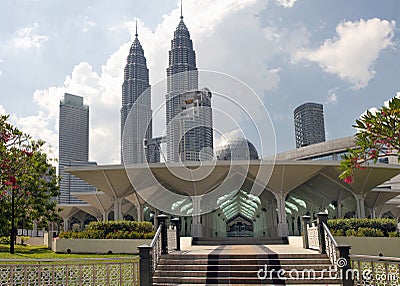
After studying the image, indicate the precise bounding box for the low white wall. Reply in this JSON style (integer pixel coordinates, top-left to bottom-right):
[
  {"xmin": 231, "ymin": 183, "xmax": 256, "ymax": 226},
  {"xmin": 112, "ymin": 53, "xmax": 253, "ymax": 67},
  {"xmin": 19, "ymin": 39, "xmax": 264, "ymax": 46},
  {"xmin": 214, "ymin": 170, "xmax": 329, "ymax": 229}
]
[
  {"xmin": 52, "ymin": 238, "xmax": 152, "ymax": 254},
  {"xmin": 16, "ymin": 236, "xmax": 46, "ymax": 247},
  {"xmin": 335, "ymin": 237, "xmax": 400, "ymax": 257}
]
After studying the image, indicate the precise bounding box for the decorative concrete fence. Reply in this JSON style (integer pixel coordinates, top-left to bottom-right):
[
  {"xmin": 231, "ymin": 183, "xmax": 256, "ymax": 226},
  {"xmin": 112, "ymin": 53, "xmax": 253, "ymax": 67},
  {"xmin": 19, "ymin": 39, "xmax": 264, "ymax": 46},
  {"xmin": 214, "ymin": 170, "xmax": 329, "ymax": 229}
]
[
  {"xmin": 302, "ymin": 213, "xmax": 400, "ymax": 286},
  {"xmin": 52, "ymin": 238, "xmax": 152, "ymax": 254},
  {"xmin": 0, "ymin": 258, "xmax": 139, "ymax": 286}
]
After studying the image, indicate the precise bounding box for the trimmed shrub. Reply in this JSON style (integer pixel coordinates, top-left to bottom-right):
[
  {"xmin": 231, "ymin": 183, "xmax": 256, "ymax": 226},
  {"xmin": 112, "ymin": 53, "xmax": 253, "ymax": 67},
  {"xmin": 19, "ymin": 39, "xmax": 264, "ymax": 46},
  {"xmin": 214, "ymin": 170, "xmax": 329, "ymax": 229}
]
[
  {"xmin": 59, "ymin": 221, "xmax": 155, "ymax": 240},
  {"xmin": 388, "ymin": 231, "xmax": 400, "ymax": 237},
  {"xmin": 0, "ymin": 236, "xmax": 10, "ymax": 244},
  {"xmin": 357, "ymin": 227, "xmax": 384, "ymax": 237},
  {"xmin": 328, "ymin": 218, "xmax": 397, "ymax": 237},
  {"xmin": 345, "ymin": 229, "xmax": 357, "ymax": 237}
]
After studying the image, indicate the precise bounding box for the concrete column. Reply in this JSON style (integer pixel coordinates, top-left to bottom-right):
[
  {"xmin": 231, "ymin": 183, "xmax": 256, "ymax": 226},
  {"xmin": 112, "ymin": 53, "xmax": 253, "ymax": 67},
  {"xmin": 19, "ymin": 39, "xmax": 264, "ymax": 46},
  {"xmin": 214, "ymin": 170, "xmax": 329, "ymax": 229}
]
[
  {"xmin": 274, "ymin": 193, "xmax": 289, "ymax": 238},
  {"xmin": 103, "ymin": 212, "xmax": 107, "ymax": 222},
  {"xmin": 337, "ymin": 203, "xmax": 342, "ymax": 219},
  {"xmin": 137, "ymin": 204, "xmax": 143, "ymax": 222},
  {"xmin": 191, "ymin": 196, "xmax": 203, "ymax": 237},
  {"xmin": 371, "ymin": 208, "xmax": 377, "ymax": 219},
  {"xmin": 63, "ymin": 218, "xmax": 69, "ymax": 231},
  {"xmin": 354, "ymin": 194, "xmax": 365, "ymax": 218},
  {"xmin": 113, "ymin": 197, "xmax": 123, "ymax": 221}
]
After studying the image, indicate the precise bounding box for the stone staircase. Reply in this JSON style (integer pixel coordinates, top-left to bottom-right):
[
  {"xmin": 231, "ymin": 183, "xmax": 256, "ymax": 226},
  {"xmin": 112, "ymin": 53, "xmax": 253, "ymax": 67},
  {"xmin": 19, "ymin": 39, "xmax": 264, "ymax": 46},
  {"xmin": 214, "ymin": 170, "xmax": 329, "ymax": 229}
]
[
  {"xmin": 192, "ymin": 237, "xmax": 289, "ymax": 245},
  {"xmin": 153, "ymin": 252, "xmax": 341, "ymax": 285}
]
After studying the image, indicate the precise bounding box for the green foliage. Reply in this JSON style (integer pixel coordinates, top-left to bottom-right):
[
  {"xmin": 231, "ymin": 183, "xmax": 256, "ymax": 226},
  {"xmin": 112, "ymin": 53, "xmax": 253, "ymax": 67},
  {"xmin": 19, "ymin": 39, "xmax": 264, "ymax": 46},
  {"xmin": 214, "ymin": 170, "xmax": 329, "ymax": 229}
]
[
  {"xmin": 388, "ymin": 231, "xmax": 400, "ymax": 237},
  {"xmin": 59, "ymin": 221, "xmax": 155, "ymax": 240},
  {"xmin": 0, "ymin": 115, "xmax": 61, "ymax": 239},
  {"xmin": 339, "ymin": 96, "xmax": 400, "ymax": 183},
  {"xmin": 0, "ymin": 237, "xmax": 10, "ymax": 244},
  {"xmin": 328, "ymin": 218, "xmax": 397, "ymax": 237},
  {"xmin": 345, "ymin": 229, "xmax": 358, "ymax": 237},
  {"xmin": 356, "ymin": 227, "xmax": 384, "ymax": 237},
  {"xmin": 0, "ymin": 244, "xmax": 138, "ymax": 259}
]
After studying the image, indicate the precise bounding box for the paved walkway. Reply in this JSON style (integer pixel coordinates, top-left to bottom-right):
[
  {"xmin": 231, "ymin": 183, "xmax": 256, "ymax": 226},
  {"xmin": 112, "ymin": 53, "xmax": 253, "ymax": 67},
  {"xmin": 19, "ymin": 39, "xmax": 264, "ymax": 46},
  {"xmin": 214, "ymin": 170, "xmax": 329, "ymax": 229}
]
[{"xmin": 179, "ymin": 236, "xmax": 319, "ymax": 255}]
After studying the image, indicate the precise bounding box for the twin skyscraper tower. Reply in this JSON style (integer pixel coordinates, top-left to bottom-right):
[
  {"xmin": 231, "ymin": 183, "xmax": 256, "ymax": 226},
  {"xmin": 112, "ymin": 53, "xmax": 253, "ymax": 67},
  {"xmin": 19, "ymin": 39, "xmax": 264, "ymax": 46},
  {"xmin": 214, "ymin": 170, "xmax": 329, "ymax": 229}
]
[{"xmin": 121, "ymin": 13, "xmax": 213, "ymax": 164}]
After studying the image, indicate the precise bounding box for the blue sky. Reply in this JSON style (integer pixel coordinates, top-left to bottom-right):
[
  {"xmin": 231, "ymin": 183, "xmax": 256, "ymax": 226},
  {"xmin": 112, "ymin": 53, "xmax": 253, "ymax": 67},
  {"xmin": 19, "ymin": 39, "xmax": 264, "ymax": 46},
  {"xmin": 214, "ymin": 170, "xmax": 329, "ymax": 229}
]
[{"xmin": 0, "ymin": 0, "xmax": 399, "ymax": 164}]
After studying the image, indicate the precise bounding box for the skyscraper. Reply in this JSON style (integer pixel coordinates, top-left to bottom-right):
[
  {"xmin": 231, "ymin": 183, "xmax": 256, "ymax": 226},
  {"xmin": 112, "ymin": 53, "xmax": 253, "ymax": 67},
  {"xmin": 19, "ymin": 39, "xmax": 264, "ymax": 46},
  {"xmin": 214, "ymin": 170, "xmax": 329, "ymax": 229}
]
[
  {"xmin": 121, "ymin": 24, "xmax": 153, "ymax": 164},
  {"xmin": 58, "ymin": 93, "xmax": 96, "ymax": 204},
  {"xmin": 294, "ymin": 102, "xmax": 326, "ymax": 148},
  {"xmin": 165, "ymin": 13, "xmax": 213, "ymax": 162}
]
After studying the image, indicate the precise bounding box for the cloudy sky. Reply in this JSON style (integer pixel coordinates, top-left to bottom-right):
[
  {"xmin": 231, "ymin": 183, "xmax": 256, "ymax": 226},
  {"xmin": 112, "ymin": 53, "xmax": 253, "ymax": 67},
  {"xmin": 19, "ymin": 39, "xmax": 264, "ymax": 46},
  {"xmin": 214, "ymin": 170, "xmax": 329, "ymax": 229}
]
[{"xmin": 0, "ymin": 0, "xmax": 399, "ymax": 164}]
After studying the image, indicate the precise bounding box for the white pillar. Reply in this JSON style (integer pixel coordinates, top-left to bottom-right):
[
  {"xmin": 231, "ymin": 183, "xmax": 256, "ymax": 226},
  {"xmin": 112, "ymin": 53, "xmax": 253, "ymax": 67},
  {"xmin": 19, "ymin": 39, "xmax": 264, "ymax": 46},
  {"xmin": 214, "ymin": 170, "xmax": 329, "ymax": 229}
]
[
  {"xmin": 371, "ymin": 208, "xmax": 377, "ymax": 219},
  {"xmin": 355, "ymin": 194, "xmax": 365, "ymax": 218},
  {"xmin": 63, "ymin": 218, "xmax": 69, "ymax": 231},
  {"xmin": 274, "ymin": 193, "xmax": 289, "ymax": 238},
  {"xmin": 114, "ymin": 197, "xmax": 123, "ymax": 221},
  {"xmin": 337, "ymin": 203, "xmax": 342, "ymax": 219},
  {"xmin": 191, "ymin": 196, "xmax": 203, "ymax": 237},
  {"xmin": 137, "ymin": 204, "xmax": 143, "ymax": 222}
]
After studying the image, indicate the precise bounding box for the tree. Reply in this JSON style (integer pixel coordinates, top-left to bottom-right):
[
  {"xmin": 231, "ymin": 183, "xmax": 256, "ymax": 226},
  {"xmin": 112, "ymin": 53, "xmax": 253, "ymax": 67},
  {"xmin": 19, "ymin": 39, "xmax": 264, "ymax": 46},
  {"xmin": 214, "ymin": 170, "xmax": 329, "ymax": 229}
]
[
  {"xmin": 339, "ymin": 96, "xmax": 400, "ymax": 183},
  {"xmin": 0, "ymin": 115, "xmax": 60, "ymax": 253}
]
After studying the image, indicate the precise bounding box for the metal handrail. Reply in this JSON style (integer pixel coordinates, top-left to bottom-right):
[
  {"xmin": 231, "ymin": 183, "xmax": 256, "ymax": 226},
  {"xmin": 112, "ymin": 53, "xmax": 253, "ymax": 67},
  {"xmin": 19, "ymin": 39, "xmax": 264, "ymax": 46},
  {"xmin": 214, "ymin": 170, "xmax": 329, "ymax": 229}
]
[
  {"xmin": 150, "ymin": 225, "xmax": 162, "ymax": 273},
  {"xmin": 322, "ymin": 222, "xmax": 339, "ymax": 270},
  {"xmin": 150, "ymin": 225, "xmax": 162, "ymax": 248},
  {"xmin": 322, "ymin": 222, "xmax": 338, "ymax": 247}
]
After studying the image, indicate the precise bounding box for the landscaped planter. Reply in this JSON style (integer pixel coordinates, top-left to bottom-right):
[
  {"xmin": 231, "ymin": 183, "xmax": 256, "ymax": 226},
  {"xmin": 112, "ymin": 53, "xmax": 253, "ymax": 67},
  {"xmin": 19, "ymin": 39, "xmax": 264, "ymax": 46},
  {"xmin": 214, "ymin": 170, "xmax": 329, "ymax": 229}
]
[
  {"xmin": 52, "ymin": 238, "xmax": 152, "ymax": 254},
  {"xmin": 335, "ymin": 236, "xmax": 400, "ymax": 257}
]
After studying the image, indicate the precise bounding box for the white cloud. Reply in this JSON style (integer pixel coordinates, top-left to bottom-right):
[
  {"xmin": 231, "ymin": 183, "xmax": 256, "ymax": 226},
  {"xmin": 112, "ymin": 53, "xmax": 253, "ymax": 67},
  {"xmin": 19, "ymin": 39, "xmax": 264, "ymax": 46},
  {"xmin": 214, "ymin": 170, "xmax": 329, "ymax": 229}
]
[
  {"xmin": 0, "ymin": 105, "xmax": 5, "ymax": 115},
  {"xmin": 264, "ymin": 24, "xmax": 311, "ymax": 60},
  {"xmin": 326, "ymin": 88, "xmax": 338, "ymax": 104},
  {"xmin": 83, "ymin": 17, "xmax": 97, "ymax": 33},
  {"xmin": 14, "ymin": 0, "xmax": 282, "ymax": 164},
  {"xmin": 275, "ymin": 0, "xmax": 298, "ymax": 8},
  {"xmin": 295, "ymin": 18, "xmax": 395, "ymax": 89},
  {"xmin": 13, "ymin": 23, "xmax": 48, "ymax": 49}
]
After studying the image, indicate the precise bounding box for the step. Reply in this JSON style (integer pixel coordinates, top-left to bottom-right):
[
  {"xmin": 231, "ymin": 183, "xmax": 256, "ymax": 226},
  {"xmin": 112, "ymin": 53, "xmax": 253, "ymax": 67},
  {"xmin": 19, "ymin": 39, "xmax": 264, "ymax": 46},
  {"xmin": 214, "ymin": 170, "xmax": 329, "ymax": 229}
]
[
  {"xmin": 163, "ymin": 253, "xmax": 328, "ymax": 259},
  {"xmin": 152, "ymin": 276, "xmax": 341, "ymax": 284},
  {"xmin": 156, "ymin": 264, "xmax": 334, "ymax": 271},
  {"xmin": 192, "ymin": 237, "xmax": 289, "ymax": 245},
  {"xmin": 154, "ymin": 269, "xmax": 338, "ymax": 277},
  {"xmin": 158, "ymin": 258, "xmax": 332, "ymax": 265}
]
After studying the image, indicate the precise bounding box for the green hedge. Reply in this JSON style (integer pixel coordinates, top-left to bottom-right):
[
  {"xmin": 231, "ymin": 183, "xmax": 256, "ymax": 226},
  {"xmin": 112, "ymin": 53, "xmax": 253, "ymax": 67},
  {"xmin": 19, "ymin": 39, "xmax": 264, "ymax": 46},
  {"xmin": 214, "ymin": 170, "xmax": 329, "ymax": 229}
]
[
  {"xmin": 328, "ymin": 218, "xmax": 398, "ymax": 237},
  {"xmin": 59, "ymin": 221, "xmax": 155, "ymax": 239}
]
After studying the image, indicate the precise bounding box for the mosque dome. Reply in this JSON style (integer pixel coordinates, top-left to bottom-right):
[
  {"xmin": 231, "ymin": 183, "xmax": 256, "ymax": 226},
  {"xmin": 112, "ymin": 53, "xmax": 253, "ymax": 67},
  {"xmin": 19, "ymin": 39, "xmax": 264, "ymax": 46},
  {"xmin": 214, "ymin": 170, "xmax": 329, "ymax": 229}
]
[{"xmin": 215, "ymin": 137, "xmax": 259, "ymax": 161}]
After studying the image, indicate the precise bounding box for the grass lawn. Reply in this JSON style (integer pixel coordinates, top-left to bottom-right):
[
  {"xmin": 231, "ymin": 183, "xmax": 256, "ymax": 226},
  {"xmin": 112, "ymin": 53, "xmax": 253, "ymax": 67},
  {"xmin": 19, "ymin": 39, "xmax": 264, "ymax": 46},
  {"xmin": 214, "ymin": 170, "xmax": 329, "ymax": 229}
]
[{"xmin": 0, "ymin": 244, "xmax": 138, "ymax": 260}]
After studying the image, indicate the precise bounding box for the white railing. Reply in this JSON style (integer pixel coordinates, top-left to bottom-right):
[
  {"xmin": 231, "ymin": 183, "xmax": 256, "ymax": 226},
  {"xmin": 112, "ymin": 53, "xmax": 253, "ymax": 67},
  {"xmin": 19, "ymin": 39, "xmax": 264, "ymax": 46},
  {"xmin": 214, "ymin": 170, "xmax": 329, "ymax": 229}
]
[
  {"xmin": 350, "ymin": 254, "xmax": 400, "ymax": 286},
  {"xmin": 323, "ymin": 222, "xmax": 339, "ymax": 271},
  {"xmin": 307, "ymin": 223, "xmax": 320, "ymax": 250},
  {"xmin": 150, "ymin": 225, "xmax": 162, "ymax": 273},
  {"xmin": 0, "ymin": 258, "xmax": 139, "ymax": 286},
  {"xmin": 167, "ymin": 224, "xmax": 177, "ymax": 252}
]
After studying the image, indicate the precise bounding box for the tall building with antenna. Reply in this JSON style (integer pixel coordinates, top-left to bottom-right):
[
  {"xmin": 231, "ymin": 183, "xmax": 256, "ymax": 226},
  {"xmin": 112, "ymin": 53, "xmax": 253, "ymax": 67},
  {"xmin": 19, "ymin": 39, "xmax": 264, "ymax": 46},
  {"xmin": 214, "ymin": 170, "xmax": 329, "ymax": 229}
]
[
  {"xmin": 165, "ymin": 8, "xmax": 213, "ymax": 162},
  {"xmin": 121, "ymin": 22, "xmax": 153, "ymax": 164}
]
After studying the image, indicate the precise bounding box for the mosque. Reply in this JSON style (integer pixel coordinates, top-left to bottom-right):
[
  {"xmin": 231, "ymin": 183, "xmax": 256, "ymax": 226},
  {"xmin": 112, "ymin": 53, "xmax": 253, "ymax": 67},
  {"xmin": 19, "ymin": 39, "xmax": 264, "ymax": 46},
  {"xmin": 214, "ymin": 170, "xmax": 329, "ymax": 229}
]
[{"xmin": 59, "ymin": 13, "xmax": 400, "ymax": 243}]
